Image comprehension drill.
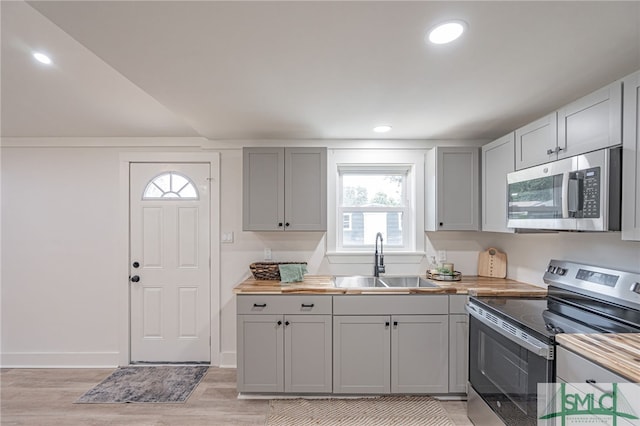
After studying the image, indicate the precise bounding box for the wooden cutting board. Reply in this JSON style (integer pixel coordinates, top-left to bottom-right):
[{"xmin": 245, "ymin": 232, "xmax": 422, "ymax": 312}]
[{"xmin": 477, "ymin": 247, "xmax": 507, "ymax": 278}]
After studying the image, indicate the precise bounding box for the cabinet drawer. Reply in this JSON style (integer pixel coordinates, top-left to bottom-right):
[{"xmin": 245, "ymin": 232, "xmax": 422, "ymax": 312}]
[
  {"xmin": 449, "ymin": 295, "xmax": 469, "ymax": 314},
  {"xmin": 237, "ymin": 295, "xmax": 332, "ymax": 315},
  {"xmin": 333, "ymin": 295, "xmax": 448, "ymax": 315},
  {"xmin": 556, "ymin": 346, "xmax": 629, "ymax": 384}
]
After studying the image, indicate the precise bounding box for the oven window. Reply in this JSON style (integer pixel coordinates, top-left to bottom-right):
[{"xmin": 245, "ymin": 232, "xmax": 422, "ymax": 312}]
[
  {"xmin": 479, "ymin": 331, "xmax": 529, "ymax": 413},
  {"xmin": 469, "ymin": 316, "xmax": 553, "ymax": 426},
  {"xmin": 508, "ymin": 174, "xmax": 563, "ymax": 219}
]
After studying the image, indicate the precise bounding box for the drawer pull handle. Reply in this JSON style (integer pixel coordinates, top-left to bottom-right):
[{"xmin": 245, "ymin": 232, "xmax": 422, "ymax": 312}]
[
  {"xmin": 253, "ymin": 303, "xmax": 267, "ymax": 308},
  {"xmin": 301, "ymin": 303, "xmax": 315, "ymax": 308},
  {"xmin": 586, "ymin": 379, "xmax": 596, "ymax": 384}
]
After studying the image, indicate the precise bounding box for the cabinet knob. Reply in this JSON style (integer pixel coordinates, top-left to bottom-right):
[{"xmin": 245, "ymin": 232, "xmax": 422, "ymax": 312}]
[
  {"xmin": 277, "ymin": 320, "xmax": 282, "ymax": 326},
  {"xmin": 547, "ymin": 148, "xmax": 554, "ymax": 155},
  {"xmin": 439, "ymin": 222, "xmax": 443, "ymax": 227},
  {"xmin": 278, "ymin": 222, "xmax": 283, "ymax": 227},
  {"xmin": 130, "ymin": 275, "xmax": 140, "ymax": 283},
  {"xmin": 285, "ymin": 222, "xmax": 290, "ymax": 227},
  {"xmin": 285, "ymin": 321, "xmax": 290, "ymax": 326},
  {"xmin": 393, "ymin": 321, "xmax": 398, "ymax": 327},
  {"xmin": 385, "ymin": 321, "xmax": 390, "ymax": 327}
]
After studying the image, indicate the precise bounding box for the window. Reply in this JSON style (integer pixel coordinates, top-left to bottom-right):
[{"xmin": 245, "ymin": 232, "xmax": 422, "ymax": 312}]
[
  {"xmin": 142, "ymin": 172, "xmax": 199, "ymax": 200},
  {"xmin": 337, "ymin": 166, "xmax": 411, "ymax": 250}
]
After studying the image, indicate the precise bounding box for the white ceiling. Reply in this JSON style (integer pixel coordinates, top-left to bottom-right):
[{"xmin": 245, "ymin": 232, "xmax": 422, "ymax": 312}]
[{"xmin": 2, "ymin": 1, "xmax": 639, "ymax": 141}]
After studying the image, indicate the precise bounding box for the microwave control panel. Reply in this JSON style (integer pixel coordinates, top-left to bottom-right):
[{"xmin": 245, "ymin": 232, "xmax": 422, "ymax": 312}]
[{"xmin": 581, "ymin": 166, "xmax": 600, "ymax": 218}]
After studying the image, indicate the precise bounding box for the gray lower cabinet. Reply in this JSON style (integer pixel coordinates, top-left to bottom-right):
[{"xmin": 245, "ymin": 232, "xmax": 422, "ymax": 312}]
[
  {"xmin": 448, "ymin": 314, "xmax": 468, "ymax": 393},
  {"xmin": 448, "ymin": 295, "xmax": 468, "ymax": 394},
  {"xmin": 332, "ymin": 295, "xmax": 449, "ymax": 394},
  {"xmin": 333, "ymin": 315, "xmax": 391, "ymax": 394},
  {"xmin": 237, "ymin": 295, "xmax": 332, "ymax": 393},
  {"xmin": 556, "ymin": 346, "xmax": 628, "ymax": 384}
]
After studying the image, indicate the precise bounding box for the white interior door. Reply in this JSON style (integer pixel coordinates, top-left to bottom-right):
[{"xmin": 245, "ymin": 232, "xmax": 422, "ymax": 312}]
[{"xmin": 130, "ymin": 163, "xmax": 210, "ymax": 363}]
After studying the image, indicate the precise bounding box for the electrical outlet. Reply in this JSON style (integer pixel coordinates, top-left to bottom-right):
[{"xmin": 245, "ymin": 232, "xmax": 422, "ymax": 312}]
[
  {"xmin": 437, "ymin": 250, "xmax": 447, "ymax": 262},
  {"xmin": 264, "ymin": 248, "xmax": 272, "ymax": 261}
]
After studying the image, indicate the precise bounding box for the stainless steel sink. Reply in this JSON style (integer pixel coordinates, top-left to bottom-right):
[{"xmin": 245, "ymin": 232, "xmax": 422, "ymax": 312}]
[
  {"xmin": 333, "ymin": 276, "xmax": 382, "ymax": 288},
  {"xmin": 333, "ymin": 275, "xmax": 439, "ymax": 288},
  {"xmin": 377, "ymin": 276, "xmax": 439, "ymax": 288}
]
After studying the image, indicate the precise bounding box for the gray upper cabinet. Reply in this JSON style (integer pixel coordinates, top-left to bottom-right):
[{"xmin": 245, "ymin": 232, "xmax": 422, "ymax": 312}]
[
  {"xmin": 243, "ymin": 147, "xmax": 327, "ymax": 231},
  {"xmin": 515, "ymin": 112, "xmax": 558, "ymax": 170},
  {"xmin": 557, "ymin": 81, "xmax": 622, "ymax": 160},
  {"xmin": 622, "ymin": 70, "xmax": 640, "ymax": 241},
  {"xmin": 481, "ymin": 133, "xmax": 515, "ymax": 233},
  {"xmin": 515, "ymin": 81, "xmax": 622, "ymax": 171},
  {"xmin": 426, "ymin": 147, "xmax": 480, "ymax": 231}
]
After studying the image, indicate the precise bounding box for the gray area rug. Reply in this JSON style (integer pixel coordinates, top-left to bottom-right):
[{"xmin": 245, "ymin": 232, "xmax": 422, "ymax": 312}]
[
  {"xmin": 267, "ymin": 396, "xmax": 455, "ymax": 425},
  {"xmin": 76, "ymin": 366, "xmax": 208, "ymax": 403}
]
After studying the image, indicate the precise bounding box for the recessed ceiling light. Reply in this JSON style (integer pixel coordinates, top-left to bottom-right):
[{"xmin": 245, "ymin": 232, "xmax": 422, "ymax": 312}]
[
  {"xmin": 373, "ymin": 125, "xmax": 392, "ymax": 133},
  {"xmin": 33, "ymin": 52, "xmax": 52, "ymax": 65},
  {"xmin": 427, "ymin": 20, "xmax": 466, "ymax": 45}
]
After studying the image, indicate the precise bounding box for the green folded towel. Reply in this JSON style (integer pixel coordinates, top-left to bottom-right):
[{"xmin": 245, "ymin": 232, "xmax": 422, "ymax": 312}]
[{"xmin": 278, "ymin": 264, "xmax": 308, "ymax": 283}]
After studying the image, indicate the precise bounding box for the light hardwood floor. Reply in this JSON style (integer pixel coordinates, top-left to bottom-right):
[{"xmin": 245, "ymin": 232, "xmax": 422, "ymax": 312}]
[{"xmin": 1, "ymin": 368, "xmax": 473, "ymax": 425}]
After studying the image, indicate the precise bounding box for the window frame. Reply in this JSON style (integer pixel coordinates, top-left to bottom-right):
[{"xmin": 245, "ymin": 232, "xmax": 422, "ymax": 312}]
[
  {"xmin": 326, "ymin": 149, "xmax": 426, "ymax": 259},
  {"xmin": 337, "ymin": 166, "xmax": 411, "ymax": 251}
]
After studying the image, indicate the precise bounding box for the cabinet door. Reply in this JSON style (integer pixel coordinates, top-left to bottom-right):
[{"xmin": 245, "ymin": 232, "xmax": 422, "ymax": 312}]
[
  {"xmin": 237, "ymin": 314, "xmax": 284, "ymax": 392},
  {"xmin": 428, "ymin": 147, "xmax": 479, "ymax": 231},
  {"xmin": 242, "ymin": 148, "xmax": 284, "ymax": 231},
  {"xmin": 333, "ymin": 315, "xmax": 391, "ymax": 394},
  {"xmin": 284, "ymin": 315, "xmax": 332, "ymax": 393},
  {"xmin": 515, "ymin": 113, "xmax": 558, "ymax": 170},
  {"xmin": 391, "ymin": 315, "xmax": 449, "ymax": 394},
  {"xmin": 622, "ymin": 70, "xmax": 640, "ymax": 241},
  {"xmin": 285, "ymin": 148, "xmax": 327, "ymax": 231},
  {"xmin": 557, "ymin": 81, "xmax": 622, "ymax": 159},
  {"xmin": 448, "ymin": 314, "xmax": 468, "ymax": 393},
  {"xmin": 482, "ymin": 134, "xmax": 515, "ymax": 233}
]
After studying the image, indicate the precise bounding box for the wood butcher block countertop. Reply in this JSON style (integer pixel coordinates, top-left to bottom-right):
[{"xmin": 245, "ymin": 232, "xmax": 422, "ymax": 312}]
[
  {"xmin": 233, "ymin": 275, "xmax": 547, "ymax": 296},
  {"xmin": 556, "ymin": 334, "xmax": 640, "ymax": 383}
]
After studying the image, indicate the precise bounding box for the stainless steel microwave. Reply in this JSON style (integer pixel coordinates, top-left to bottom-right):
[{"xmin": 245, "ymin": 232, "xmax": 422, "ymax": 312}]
[{"xmin": 507, "ymin": 147, "xmax": 622, "ymax": 231}]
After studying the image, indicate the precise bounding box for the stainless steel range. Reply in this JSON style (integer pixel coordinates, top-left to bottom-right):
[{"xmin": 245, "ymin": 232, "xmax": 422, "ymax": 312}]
[{"xmin": 466, "ymin": 260, "xmax": 640, "ymax": 426}]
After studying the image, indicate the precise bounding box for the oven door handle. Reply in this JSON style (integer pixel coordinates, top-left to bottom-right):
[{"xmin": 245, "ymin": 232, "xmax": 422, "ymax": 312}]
[{"xmin": 466, "ymin": 303, "xmax": 554, "ymax": 360}]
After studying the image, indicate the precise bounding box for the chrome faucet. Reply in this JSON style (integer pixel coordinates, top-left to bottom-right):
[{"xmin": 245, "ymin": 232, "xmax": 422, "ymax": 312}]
[{"xmin": 374, "ymin": 232, "xmax": 385, "ymax": 277}]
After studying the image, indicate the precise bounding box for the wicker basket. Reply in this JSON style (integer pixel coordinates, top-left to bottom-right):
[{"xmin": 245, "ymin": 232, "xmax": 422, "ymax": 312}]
[{"xmin": 249, "ymin": 262, "xmax": 308, "ymax": 280}]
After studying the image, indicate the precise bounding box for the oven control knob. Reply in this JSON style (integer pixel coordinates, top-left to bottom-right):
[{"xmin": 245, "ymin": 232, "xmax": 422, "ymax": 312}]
[{"xmin": 557, "ymin": 268, "xmax": 567, "ymax": 276}]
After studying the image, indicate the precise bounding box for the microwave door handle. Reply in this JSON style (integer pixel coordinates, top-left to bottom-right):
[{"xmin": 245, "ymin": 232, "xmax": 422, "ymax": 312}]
[
  {"xmin": 561, "ymin": 171, "xmax": 570, "ymax": 218},
  {"xmin": 567, "ymin": 173, "xmax": 579, "ymax": 216}
]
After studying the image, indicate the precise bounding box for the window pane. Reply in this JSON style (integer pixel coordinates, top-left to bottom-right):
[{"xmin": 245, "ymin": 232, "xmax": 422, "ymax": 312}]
[
  {"xmin": 342, "ymin": 211, "xmax": 403, "ymax": 247},
  {"xmin": 342, "ymin": 174, "xmax": 403, "ymax": 207},
  {"xmin": 142, "ymin": 172, "xmax": 199, "ymax": 200}
]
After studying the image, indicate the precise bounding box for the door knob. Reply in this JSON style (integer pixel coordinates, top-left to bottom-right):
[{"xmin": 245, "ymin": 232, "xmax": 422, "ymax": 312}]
[{"xmin": 130, "ymin": 275, "xmax": 140, "ymax": 283}]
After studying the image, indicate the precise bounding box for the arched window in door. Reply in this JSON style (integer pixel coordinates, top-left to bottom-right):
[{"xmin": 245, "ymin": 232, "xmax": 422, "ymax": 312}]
[{"xmin": 142, "ymin": 172, "xmax": 199, "ymax": 200}]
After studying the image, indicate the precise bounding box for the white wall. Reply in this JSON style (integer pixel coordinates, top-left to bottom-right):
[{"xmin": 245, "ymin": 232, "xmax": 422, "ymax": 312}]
[{"xmin": 2, "ymin": 139, "xmax": 639, "ymax": 367}]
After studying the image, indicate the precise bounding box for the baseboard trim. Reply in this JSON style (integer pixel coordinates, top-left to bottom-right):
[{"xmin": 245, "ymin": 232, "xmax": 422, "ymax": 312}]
[
  {"xmin": 219, "ymin": 351, "xmax": 236, "ymax": 368},
  {"xmin": 1, "ymin": 351, "xmax": 120, "ymax": 368}
]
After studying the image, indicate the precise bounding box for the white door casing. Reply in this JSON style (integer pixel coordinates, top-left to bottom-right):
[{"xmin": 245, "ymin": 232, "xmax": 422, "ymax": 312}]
[{"xmin": 129, "ymin": 162, "xmax": 211, "ymax": 363}]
